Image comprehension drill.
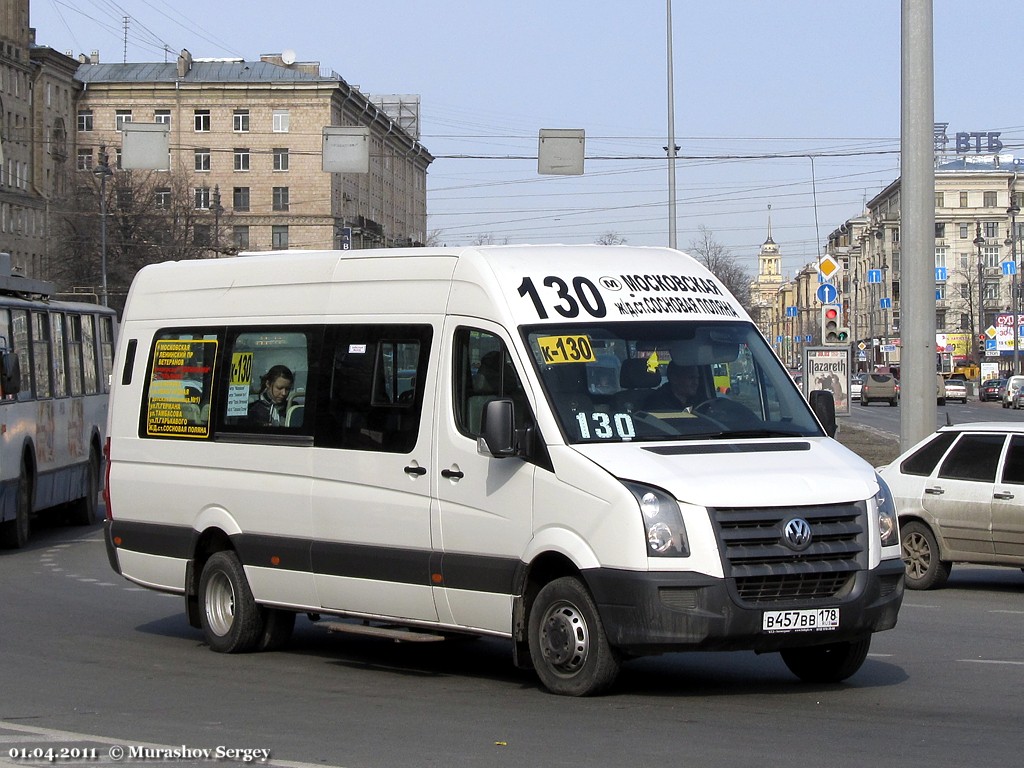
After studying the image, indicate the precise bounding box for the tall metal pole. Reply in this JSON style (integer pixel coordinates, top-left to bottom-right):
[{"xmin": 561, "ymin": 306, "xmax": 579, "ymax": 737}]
[
  {"xmin": 666, "ymin": 0, "xmax": 677, "ymax": 249},
  {"xmin": 975, "ymin": 221, "xmax": 986, "ymax": 365},
  {"xmin": 95, "ymin": 146, "xmax": 111, "ymax": 307},
  {"xmin": 1009, "ymin": 196, "xmax": 1020, "ymax": 375},
  {"xmin": 901, "ymin": 0, "xmax": 936, "ymax": 449}
]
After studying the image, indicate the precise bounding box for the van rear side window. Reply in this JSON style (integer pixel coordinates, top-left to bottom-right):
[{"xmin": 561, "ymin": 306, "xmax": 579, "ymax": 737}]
[{"xmin": 138, "ymin": 324, "xmax": 431, "ymax": 453}]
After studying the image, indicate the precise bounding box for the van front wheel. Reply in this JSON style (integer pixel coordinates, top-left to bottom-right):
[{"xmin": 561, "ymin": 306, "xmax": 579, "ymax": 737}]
[
  {"xmin": 528, "ymin": 576, "xmax": 620, "ymax": 696},
  {"xmin": 781, "ymin": 635, "xmax": 871, "ymax": 683},
  {"xmin": 199, "ymin": 551, "xmax": 263, "ymax": 653}
]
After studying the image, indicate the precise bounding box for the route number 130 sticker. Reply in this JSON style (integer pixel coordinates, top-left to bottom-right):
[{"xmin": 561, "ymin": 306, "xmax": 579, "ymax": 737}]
[{"xmin": 518, "ymin": 276, "xmax": 607, "ymax": 319}]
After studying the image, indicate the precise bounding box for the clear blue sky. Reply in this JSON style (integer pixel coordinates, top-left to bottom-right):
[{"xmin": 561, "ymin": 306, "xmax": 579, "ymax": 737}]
[{"xmin": 29, "ymin": 0, "xmax": 1023, "ymax": 276}]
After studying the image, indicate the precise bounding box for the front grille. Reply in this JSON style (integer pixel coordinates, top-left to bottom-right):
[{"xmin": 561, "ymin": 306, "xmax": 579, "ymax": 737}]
[{"xmin": 710, "ymin": 502, "xmax": 867, "ymax": 605}]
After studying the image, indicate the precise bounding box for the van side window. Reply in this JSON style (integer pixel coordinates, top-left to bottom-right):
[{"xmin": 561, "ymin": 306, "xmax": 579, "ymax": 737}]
[
  {"xmin": 222, "ymin": 329, "xmax": 314, "ymax": 432},
  {"xmin": 454, "ymin": 328, "xmax": 527, "ymax": 438},
  {"xmin": 140, "ymin": 331, "xmax": 220, "ymax": 439},
  {"xmin": 315, "ymin": 324, "xmax": 432, "ymax": 453}
]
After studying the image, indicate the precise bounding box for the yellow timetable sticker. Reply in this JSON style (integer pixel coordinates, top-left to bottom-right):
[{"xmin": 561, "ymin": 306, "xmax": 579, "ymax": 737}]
[{"xmin": 537, "ymin": 335, "xmax": 597, "ymax": 364}]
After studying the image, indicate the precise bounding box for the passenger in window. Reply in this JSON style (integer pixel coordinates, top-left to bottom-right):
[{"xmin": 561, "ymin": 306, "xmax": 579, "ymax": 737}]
[{"xmin": 248, "ymin": 365, "xmax": 293, "ymax": 426}]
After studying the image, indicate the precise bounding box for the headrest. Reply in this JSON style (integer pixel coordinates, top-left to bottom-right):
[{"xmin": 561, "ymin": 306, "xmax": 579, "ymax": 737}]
[{"xmin": 620, "ymin": 358, "xmax": 660, "ymax": 389}]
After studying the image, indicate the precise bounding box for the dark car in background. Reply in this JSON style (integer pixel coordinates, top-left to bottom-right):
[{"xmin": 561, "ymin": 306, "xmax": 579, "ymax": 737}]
[{"xmin": 979, "ymin": 378, "xmax": 1005, "ymax": 402}]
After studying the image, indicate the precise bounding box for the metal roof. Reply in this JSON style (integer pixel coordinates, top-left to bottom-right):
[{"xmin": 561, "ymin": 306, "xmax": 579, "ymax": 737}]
[{"xmin": 76, "ymin": 60, "xmax": 335, "ymax": 85}]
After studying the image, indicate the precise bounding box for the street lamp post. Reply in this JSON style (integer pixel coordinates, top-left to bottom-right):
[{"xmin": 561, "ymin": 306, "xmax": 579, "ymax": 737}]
[
  {"xmin": 974, "ymin": 221, "xmax": 986, "ymax": 366},
  {"xmin": 211, "ymin": 185, "xmax": 224, "ymax": 255},
  {"xmin": 94, "ymin": 146, "xmax": 113, "ymax": 307},
  {"xmin": 1008, "ymin": 197, "xmax": 1020, "ymax": 374}
]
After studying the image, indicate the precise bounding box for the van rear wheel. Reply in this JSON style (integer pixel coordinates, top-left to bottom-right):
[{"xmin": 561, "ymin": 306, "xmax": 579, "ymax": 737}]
[
  {"xmin": 528, "ymin": 576, "xmax": 620, "ymax": 696},
  {"xmin": 781, "ymin": 635, "xmax": 871, "ymax": 683},
  {"xmin": 199, "ymin": 551, "xmax": 263, "ymax": 653}
]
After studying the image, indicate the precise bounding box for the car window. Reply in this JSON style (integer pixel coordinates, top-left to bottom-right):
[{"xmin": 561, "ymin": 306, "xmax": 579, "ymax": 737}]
[
  {"xmin": 1000, "ymin": 435, "xmax": 1024, "ymax": 485},
  {"xmin": 938, "ymin": 433, "xmax": 1006, "ymax": 483},
  {"xmin": 901, "ymin": 431, "xmax": 957, "ymax": 476},
  {"xmin": 869, "ymin": 374, "xmax": 891, "ymax": 383}
]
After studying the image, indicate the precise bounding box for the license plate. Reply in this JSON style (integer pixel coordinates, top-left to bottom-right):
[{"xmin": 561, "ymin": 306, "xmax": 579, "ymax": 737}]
[{"xmin": 762, "ymin": 608, "xmax": 840, "ymax": 633}]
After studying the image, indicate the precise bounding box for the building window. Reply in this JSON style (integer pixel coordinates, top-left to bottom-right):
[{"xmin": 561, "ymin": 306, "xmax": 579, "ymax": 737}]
[
  {"xmin": 272, "ymin": 109, "xmax": 289, "ymax": 133},
  {"xmin": 935, "ymin": 191, "xmax": 944, "ymax": 208},
  {"xmin": 273, "ymin": 147, "xmax": 289, "ymax": 171},
  {"xmin": 234, "ymin": 148, "xmax": 250, "ymax": 171},
  {"xmin": 154, "ymin": 109, "xmax": 171, "ymax": 125},
  {"xmin": 77, "ymin": 110, "xmax": 93, "ymax": 132},
  {"xmin": 984, "ymin": 280, "xmax": 999, "ymax": 301},
  {"xmin": 983, "ymin": 245, "xmax": 1000, "ymax": 269},
  {"xmin": 959, "ymin": 191, "xmax": 969, "ymax": 208},
  {"xmin": 984, "ymin": 191, "xmax": 998, "ymax": 207},
  {"xmin": 194, "ymin": 149, "xmax": 211, "ymax": 172},
  {"xmin": 935, "ymin": 246, "xmax": 947, "ymax": 269},
  {"xmin": 195, "ymin": 186, "xmax": 211, "ymax": 209},
  {"xmin": 115, "ymin": 188, "xmax": 133, "ymax": 209},
  {"xmin": 935, "ymin": 222, "xmax": 945, "ymax": 239},
  {"xmin": 233, "ymin": 226, "xmax": 250, "ymax": 250},
  {"xmin": 154, "ymin": 187, "xmax": 171, "ymax": 208},
  {"xmin": 76, "ymin": 148, "xmax": 92, "ymax": 170},
  {"xmin": 233, "ymin": 109, "xmax": 250, "ymax": 132},
  {"xmin": 194, "ymin": 109, "xmax": 211, "ymax": 132},
  {"xmin": 272, "ymin": 186, "xmax": 289, "ymax": 211},
  {"xmin": 960, "ymin": 223, "xmax": 969, "ymax": 239},
  {"xmin": 194, "ymin": 224, "xmax": 211, "ymax": 246},
  {"xmin": 232, "ymin": 187, "xmax": 250, "ymax": 211},
  {"xmin": 272, "ymin": 225, "xmax": 289, "ymax": 248},
  {"xmin": 936, "ymin": 284, "xmax": 946, "ymax": 300},
  {"xmin": 115, "ymin": 110, "xmax": 133, "ymax": 131},
  {"xmin": 984, "ymin": 221, "xmax": 999, "ymax": 240}
]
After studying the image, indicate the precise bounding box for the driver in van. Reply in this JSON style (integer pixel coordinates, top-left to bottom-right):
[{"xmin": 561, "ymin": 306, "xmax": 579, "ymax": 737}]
[
  {"xmin": 649, "ymin": 362, "xmax": 705, "ymax": 411},
  {"xmin": 248, "ymin": 365, "xmax": 294, "ymax": 426}
]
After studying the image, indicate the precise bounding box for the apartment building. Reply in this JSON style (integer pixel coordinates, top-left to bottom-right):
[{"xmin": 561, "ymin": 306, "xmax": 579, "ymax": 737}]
[
  {"xmin": 0, "ymin": 0, "xmax": 80, "ymax": 278},
  {"xmin": 76, "ymin": 49, "xmax": 433, "ymax": 255}
]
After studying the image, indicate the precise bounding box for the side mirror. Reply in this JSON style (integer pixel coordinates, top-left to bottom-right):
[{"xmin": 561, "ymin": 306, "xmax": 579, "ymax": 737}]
[
  {"xmin": 808, "ymin": 389, "xmax": 837, "ymax": 438},
  {"xmin": 0, "ymin": 351, "xmax": 21, "ymax": 396},
  {"xmin": 478, "ymin": 398, "xmax": 517, "ymax": 458}
]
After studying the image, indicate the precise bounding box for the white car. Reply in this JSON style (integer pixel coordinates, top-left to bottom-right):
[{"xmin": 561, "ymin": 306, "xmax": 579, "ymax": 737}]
[
  {"xmin": 879, "ymin": 422, "xmax": 1024, "ymax": 589},
  {"xmin": 943, "ymin": 378, "xmax": 968, "ymax": 403},
  {"xmin": 850, "ymin": 373, "xmax": 866, "ymax": 399}
]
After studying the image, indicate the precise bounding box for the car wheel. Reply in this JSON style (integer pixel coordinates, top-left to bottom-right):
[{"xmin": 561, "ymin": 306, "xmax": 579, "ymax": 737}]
[
  {"xmin": 888, "ymin": 398, "xmax": 897, "ymax": 407},
  {"xmin": 900, "ymin": 520, "xmax": 951, "ymax": 590},
  {"xmin": 780, "ymin": 635, "xmax": 872, "ymax": 683},
  {"xmin": 199, "ymin": 551, "xmax": 265, "ymax": 653},
  {"xmin": 528, "ymin": 576, "xmax": 620, "ymax": 696}
]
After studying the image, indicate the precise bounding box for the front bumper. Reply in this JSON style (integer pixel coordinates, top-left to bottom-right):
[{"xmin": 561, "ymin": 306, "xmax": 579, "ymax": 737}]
[{"xmin": 583, "ymin": 557, "xmax": 905, "ymax": 654}]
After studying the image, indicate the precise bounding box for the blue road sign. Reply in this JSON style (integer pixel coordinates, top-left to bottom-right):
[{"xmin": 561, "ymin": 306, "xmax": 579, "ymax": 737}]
[
  {"xmin": 868, "ymin": 269, "xmax": 883, "ymax": 284},
  {"xmin": 776, "ymin": 335, "xmax": 783, "ymax": 344},
  {"xmin": 816, "ymin": 283, "xmax": 838, "ymax": 304},
  {"xmin": 1003, "ymin": 261, "xmax": 1017, "ymax": 276},
  {"xmin": 935, "ymin": 267, "xmax": 947, "ymax": 281},
  {"xmin": 786, "ymin": 305, "xmax": 798, "ymax": 317},
  {"xmin": 880, "ymin": 297, "xmax": 892, "ymax": 309}
]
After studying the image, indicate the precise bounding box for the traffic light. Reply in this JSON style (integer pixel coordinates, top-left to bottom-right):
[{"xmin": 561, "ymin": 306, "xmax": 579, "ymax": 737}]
[{"xmin": 821, "ymin": 304, "xmax": 851, "ymax": 344}]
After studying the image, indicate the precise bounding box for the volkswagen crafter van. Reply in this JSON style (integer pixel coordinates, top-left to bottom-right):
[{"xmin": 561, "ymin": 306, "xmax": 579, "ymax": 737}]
[{"xmin": 103, "ymin": 245, "xmax": 904, "ymax": 696}]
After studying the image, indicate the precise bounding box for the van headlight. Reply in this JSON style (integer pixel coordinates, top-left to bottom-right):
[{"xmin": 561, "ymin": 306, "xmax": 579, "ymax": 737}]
[
  {"xmin": 624, "ymin": 482, "xmax": 689, "ymax": 557},
  {"xmin": 874, "ymin": 473, "xmax": 899, "ymax": 547}
]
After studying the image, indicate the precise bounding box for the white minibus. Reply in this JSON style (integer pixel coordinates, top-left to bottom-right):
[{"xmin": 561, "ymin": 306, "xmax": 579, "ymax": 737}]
[{"xmin": 104, "ymin": 245, "xmax": 904, "ymax": 696}]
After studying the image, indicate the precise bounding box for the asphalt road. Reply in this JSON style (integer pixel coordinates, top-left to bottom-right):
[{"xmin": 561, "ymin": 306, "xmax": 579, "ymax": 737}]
[{"xmin": 2, "ymin": 511, "xmax": 1022, "ymax": 768}]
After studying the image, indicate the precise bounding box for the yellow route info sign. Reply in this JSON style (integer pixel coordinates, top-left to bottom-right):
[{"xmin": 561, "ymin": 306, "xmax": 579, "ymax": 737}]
[{"xmin": 537, "ymin": 334, "xmax": 597, "ymax": 364}]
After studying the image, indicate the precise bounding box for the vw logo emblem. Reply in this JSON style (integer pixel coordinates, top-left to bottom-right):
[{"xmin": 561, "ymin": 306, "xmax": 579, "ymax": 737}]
[{"xmin": 783, "ymin": 518, "xmax": 813, "ymax": 551}]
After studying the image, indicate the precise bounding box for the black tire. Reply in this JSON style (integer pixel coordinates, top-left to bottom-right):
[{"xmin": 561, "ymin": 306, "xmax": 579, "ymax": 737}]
[
  {"xmin": 528, "ymin": 576, "xmax": 620, "ymax": 696},
  {"xmin": 69, "ymin": 447, "xmax": 100, "ymax": 526},
  {"xmin": 258, "ymin": 609, "xmax": 296, "ymax": 651},
  {"xmin": 900, "ymin": 520, "xmax": 951, "ymax": 590},
  {"xmin": 781, "ymin": 635, "xmax": 871, "ymax": 683},
  {"xmin": 0, "ymin": 465, "xmax": 32, "ymax": 549},
  {"xmin": 888, "ymin": 398, "xmax": 897, "ymax": 407},
  {"xmin": 198, "ymin": 551, "xmax": 264, "ymax": 653}
]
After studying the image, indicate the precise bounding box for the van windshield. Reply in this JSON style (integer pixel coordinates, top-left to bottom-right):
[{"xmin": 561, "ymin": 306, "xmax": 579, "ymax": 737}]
[{"xmin": 523, "ymin": 320, "xmax": 823, "ymax": 443}]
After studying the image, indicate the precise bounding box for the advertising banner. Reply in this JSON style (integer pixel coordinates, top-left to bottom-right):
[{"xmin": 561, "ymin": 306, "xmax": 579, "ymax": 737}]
[{"xmin": 803, "ymin": 346, "xmax": 851, "ymax": 416}]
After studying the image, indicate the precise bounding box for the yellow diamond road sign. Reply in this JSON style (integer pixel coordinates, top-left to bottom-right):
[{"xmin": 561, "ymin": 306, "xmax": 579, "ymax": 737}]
[
  {"xmin": 986, "ymin": 325, "xmax": 998, "ymax": 339},
  {"xmin": 818, "ymin": 255, "xmax": 841, "ymax": 279}
]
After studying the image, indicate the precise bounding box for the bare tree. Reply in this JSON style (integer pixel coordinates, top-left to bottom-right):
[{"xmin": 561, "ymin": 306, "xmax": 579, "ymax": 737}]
[
  {"xmin": 595, "ymin": 231, "xmax": 627, "ymax": 245},
  {"xmin": 47, "ymin": 165, "xmax": 221, "ymax": 311},
  {"xmin": 472, "ymin": 233, "xmax": 509, "ymax": 246},
  {"xmin": 688, "ymin": 225, "xmax": 753, "ymax": 314}
]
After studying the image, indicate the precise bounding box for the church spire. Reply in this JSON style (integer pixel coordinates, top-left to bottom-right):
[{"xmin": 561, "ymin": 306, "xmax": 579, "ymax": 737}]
[{"xmin": 764, "ymin": 204, "xmax": 776, "ymax": 246}]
